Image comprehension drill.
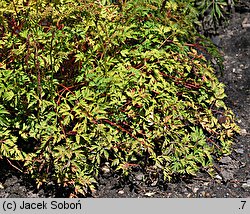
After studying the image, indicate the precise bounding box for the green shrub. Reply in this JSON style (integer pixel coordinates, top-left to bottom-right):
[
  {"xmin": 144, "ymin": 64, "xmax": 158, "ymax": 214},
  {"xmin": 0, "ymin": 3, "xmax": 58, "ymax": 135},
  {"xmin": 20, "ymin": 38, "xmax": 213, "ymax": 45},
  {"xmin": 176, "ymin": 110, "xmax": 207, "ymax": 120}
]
[{"xmin": 0, "ymin": 0, "xmax": 239, "ymax": 195}]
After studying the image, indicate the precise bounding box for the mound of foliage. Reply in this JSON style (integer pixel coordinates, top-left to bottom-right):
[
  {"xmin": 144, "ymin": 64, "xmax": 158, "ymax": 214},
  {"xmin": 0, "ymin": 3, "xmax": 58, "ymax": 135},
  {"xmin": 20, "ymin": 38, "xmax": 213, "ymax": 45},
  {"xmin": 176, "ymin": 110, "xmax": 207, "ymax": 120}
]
[{"xmin": 0, "ymin": 0, "xmax": 240, "ymax": 195}]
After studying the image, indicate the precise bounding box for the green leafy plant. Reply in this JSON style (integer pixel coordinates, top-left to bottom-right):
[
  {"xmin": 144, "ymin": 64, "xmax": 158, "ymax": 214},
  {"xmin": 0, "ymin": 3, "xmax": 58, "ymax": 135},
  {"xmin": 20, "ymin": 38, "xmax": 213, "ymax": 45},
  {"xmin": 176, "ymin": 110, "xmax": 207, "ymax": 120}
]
[
  {"xmin": 0, "ymin": 0, "xmax": 240, "ymax": 195},
  {"xmin": 190, "ymin": 0, "xmax": 236, "ymax": 33}
]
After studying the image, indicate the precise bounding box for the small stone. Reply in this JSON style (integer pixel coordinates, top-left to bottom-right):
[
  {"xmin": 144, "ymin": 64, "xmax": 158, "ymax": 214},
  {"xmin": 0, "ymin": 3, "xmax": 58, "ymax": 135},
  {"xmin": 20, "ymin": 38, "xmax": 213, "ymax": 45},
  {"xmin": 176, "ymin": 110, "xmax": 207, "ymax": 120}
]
[
  {"xmin": 239, "ymin": 162, "xmax": 246, "ymax": 168},
  {"xmin": 242, "ymin": 17, "xmax": 250, "ymax": 28},
  {"xmin": 240, "ymin": 129, "xmax": 248, "ymax": 136},
  {"xmin": 4, "ymin": 176, "xmax": 19, "ymax": 187},
  {"xmin": 0, "ymin": 182, "xmax": 4, "ymax": 189},
  {"xmin": 145, "ymin": 192, "xmax": 155, "ymax": 197},
  {"xmin": 242, "ymin": 181, "xmax": 250, "ymax": 190},
  {"xmin": 211, "ymin": 35, "xmax": 221, "ymax": 47},
  {"xmin": 215, "ymin": 175, "xmax": 223, "ymax": 180},
  {"xmin": 219, "ymin": 156, "xmax": 232, "ymax": 164},
  {"xmin": 193, "ymin": 187, "xmax": 199, "ymax": 193},
  {"xmin": 101, "ymin": 166, "xmax": 110, "ymax": 174},
  {"xmin": 151, "ymin": 179, "xmax": 158, "ymax": 187},
  {"xmin": 235, "ymin": 148, "xmax": 244, "ymax": 154},
  {"xmin": 118, "ymin": 190, "xmax": 124, "ymax": 194},
  {"xmin": 220, "ymin": 169, "xmax": 234, "ymax": 181},
  {"xmin": 200, "ymin": 191, "xmax": 206, "ymax": 197},
  {"xmin": 233, "ymin": 184, "xmax": 238, "ymax": 188},
  {"xmin": 135, "ymin": 173, "xmax": 144, "ymax": 181},
  {"xmin": 205, "ymin": 192, "xmax": 211, "ymax": 197},
  {"xmin": 101, "ymin": 162, "xmax": 110, "ymax": 174}
]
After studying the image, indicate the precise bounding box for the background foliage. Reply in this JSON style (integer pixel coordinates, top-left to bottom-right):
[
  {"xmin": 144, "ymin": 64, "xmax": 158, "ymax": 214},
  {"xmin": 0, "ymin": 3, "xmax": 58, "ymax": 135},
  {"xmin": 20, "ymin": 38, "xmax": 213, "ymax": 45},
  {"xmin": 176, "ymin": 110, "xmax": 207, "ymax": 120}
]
[
  {"xmin": 0, "ymin": 0, "xmax": 240, "ymax": 195},
  {"xmin": 191, "ymin": 0, "xmax": 237, "ymax": 34}
]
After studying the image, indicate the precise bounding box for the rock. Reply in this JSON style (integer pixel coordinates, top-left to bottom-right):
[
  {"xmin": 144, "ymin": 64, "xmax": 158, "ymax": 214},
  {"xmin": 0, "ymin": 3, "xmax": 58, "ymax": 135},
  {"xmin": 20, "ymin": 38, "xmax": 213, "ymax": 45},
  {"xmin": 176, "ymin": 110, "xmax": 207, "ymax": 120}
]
[
  {"xmin": 235, "ymin": 148, "xmax": 244, "ymax": 154},
  {"xmin": 118, "ymin": 190, "xmax": 124, "ymax": 194},
  {"xmin": 211, "ymin": 35, "xmax": 221, "ymax": 47},
  {"xmin": 239, "ymin": 162, "xmax": 246, "ymax": 168},
  {"xmin": 101, "ymin": 162, "xmax": 111, "ymax": 174},
  {"xmin": 218, "ymin": 156, "xmax": 239, "ymax": 170},
  {"xmin": 199, "ymin": 191, "xmax": 207, "ymax": 197},
  {"xmin": 220, "ymin": 169, "xmax": 234, "ymax": 181},
  {"xmin": 4, "ymin": 176, "xmax": 19, "ymax": 187},
  {"xmin": 0, "ymin": 182, "xmax": 4, "ymax": 189},
  {"xmin": 240, "ymin": 129, "xmax": 248, "ymax": 136},
  {"xmin": 215, "ymin": 175, "xmax": 223, "ymax": 180},
  {"xmin": 135, "ymin": 173, "xmax": 144, "ymax": 181},
  {"xmin": 144, "ymin": 192, "xmax": 155, "ymax": 197},
  {"xmin": 151, "ymin": 179, "xmax": 158, "ymax": 187},
  {"xmin": 204, "ymin": 192, "xmax": 211, "ymax": 197},
  {"xmin": 242, "ymin": 17, "xmax": 250, "ymax": 28},
  {"xmin": 242, "ymin": 180, "xmax": 250, "ymax": 190},
  {"xmin": 219, "ymin": 156, "xmax": 232, "ymax": 164},
  {"xmin": 192, "ymin": 187, "xmax": 199, "ymax": 193}
]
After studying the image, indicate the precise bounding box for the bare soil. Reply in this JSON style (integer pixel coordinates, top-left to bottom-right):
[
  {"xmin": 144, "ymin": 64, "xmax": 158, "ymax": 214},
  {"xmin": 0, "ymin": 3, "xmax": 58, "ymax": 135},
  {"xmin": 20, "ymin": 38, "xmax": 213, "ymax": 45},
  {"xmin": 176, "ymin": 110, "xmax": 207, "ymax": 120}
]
[{"xmin": 0, "ymin": 0, "xmax": 249, "ymax": 198}]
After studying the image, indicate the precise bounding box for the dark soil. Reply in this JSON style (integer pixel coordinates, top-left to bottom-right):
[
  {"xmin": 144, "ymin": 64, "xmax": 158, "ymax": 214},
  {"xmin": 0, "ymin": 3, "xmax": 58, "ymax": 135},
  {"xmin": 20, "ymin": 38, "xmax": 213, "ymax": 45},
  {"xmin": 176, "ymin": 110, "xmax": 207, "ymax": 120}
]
[{"xmin": 0, "ymin": 1, "xmax": 249, "ymax": 198}]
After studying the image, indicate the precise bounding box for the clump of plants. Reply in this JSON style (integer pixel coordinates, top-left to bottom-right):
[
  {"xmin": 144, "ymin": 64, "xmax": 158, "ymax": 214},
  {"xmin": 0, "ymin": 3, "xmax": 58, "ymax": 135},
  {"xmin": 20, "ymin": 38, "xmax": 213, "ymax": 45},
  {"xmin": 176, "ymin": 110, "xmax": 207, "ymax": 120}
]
[
  {"xmin": 190, "ymin": 0, "xmax": 236, "ymax": 34},
  {"xmin": 0, "ymin": 0, "xmax": 240, "ymax": 195}
]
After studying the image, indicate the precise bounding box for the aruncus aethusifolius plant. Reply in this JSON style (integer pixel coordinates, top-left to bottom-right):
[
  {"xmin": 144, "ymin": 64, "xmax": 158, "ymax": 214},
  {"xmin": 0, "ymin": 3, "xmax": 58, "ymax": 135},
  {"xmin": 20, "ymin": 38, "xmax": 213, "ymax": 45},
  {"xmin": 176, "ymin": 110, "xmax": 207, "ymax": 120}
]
[{"xmin": 0, "ymin": 0, "xmax": 240, "ymax": 195}]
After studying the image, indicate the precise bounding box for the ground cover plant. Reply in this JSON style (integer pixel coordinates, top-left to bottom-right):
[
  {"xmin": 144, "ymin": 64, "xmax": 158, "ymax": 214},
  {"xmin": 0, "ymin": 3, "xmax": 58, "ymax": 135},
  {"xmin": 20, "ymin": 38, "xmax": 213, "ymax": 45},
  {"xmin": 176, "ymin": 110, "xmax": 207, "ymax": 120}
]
[{"xmin": 0, "ymin": 0, "xmax": 240, "ymax": 195}]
